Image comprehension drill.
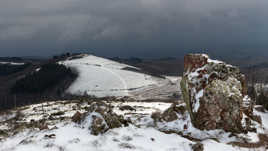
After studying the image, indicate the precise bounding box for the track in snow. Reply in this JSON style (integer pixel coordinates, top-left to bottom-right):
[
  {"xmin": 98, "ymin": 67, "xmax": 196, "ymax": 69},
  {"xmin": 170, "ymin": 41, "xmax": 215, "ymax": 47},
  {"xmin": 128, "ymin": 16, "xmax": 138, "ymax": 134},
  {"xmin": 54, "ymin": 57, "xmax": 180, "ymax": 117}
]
[
  {"xmin": 61, "ymin": 55, "xmax": 165, "ymax": 98},
  {"xmin": 61, "ymin": 55, "xmax": 181, "ymax": 99}
]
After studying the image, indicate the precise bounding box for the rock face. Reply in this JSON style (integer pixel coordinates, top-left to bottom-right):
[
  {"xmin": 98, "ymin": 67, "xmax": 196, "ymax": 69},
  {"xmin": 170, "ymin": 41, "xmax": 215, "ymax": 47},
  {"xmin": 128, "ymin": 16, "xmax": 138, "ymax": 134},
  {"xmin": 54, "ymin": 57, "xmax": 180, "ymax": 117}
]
[
  {"xmin": 180, "ymin": 54, "xmax": 260, "ymax": 133},
  {"xmin": 82, "ymin": 102, "xmax": 128, "ymax": 135}
]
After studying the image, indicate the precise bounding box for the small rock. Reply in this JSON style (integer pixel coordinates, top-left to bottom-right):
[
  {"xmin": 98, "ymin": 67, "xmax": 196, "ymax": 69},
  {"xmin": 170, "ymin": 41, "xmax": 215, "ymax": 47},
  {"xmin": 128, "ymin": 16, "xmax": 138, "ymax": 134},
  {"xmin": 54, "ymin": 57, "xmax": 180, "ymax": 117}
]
[
  {"xmin": 48, "ymin": 115, "xmax": 55, "ymax": 120},
  {"xmin": 184, "ymin": 124, "xmax": 188, "ymax": 130},
  {"xmin": 119, "ymin": 143, "xmax": 136, "ymax": 149},
  {"xmin": 19, "ymin": 137, "xmax": 34, "ymax": 145},
  {"xmin": 151, "ymin": 112, "xmax": 162, "ymax": 122},
  {"xmin": 0, "ymin": 130, "xmax": 8, "ymax": 137},
  {"xmin": 122, "ymin": 135, "xmax": 133, "ymax": 141},
  {"xmin": 51, "ymin": 111, "xmax": 65, "ymax": 116},
  {"xmin": 192, "ymin": 143, "xmax": 204, "ymax": 151},
  {"xmin": 255, "ymin": 106, "xmax": 266, "ymax": 113},
  {"xmin": 68, "ymin": 138, "xmax": 80, "ymax": 144},
  {"xmin": 161, "ymin": 103, "xmax": 185, "ymax": 122},
  {"xmin": 50, "ymin": 126, "xmax": 58, "ymax": 130},
  {"xmin": 72, "ymin": 111, "xmax": 83, "ymax": 123},
  {"xmin": 91, "ymin": 115, "xmax": 108, "ymax": 135},
  {"xmin": 39, "ymin": 124, "xmax": 49, "ymax": 130},
  {"xmin": 44, "ymin": 134, "xmax": 56, "ymax": 139},
  {"xmin": 152, "ymin": 103, "xmax": 186, "ymax": 123},
  {"xmin": 112, "ymin": 138, "xmax": 120, "ymax": 142},
  {"xmin": 119, "ymin": 105, "xmax": 136, "ymax": 111},
  {"xmin": 82, "ymin": 102, "xmax": 129, "ymax": 135}
]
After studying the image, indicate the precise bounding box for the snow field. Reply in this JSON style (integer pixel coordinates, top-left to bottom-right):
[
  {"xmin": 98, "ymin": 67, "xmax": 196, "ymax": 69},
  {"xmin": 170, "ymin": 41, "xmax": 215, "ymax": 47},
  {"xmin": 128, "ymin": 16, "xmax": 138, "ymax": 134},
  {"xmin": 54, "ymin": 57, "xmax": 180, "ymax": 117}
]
[
  {"xmin": 61, "ymin": 55, "xmax": 159, "ymax": 98},
  {"xmin": 1, "ymin": 100, "xmax": 268, "ymax": 151}
]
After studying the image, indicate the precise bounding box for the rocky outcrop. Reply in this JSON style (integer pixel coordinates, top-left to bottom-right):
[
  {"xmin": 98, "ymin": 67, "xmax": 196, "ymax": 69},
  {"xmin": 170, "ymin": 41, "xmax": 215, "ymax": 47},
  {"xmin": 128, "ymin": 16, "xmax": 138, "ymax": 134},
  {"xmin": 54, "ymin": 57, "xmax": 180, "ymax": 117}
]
[
  {"xmin": 81, "ymin": 102, "xmax": 129, "ymax": 135},
  {"xmin": 158, "ymin": 103, "xmax": 186, "ymax": 122},
  {"xmin": 180, "ymin": 54, "xmax": 261, "ymax": 133}
]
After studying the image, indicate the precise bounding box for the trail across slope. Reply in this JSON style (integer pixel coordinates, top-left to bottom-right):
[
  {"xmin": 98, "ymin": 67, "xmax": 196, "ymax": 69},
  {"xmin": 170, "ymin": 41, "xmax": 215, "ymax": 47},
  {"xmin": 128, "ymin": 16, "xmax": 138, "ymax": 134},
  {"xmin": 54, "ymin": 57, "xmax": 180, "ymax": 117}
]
[{"xmin": 61, "ymin": 55, "xmax": 159, "ymax": 97}]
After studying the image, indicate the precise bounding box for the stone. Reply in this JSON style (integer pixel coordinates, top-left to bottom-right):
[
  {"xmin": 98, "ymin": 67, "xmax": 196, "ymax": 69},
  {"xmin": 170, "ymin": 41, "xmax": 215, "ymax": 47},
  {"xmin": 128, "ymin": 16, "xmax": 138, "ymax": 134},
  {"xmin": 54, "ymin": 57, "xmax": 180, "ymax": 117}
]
[
  {"xmin": 44, "ymin": 134, "xmax": 56, "ymax": 139},
  {"xmin": 151, "ymin": 103, "xmax": 187, "ymax": 124},
  {"xmin": 161, "ymin": 103, "xmax": 186, "ymax": 122},
  {"xmin": 192, "ymin": 143, "xmax": 204, "ymax": 151},
  {"xmin": 82, "ymin": 102, "xmax": 128, "ymax": 135},
  {"xmin": 180, "ymin": 54, "xmax": 260, "ymax": 133},
  {"xmin": 72, "ymin": 111, "xmax": 83, "ymax": 124},
  {"xmin": 90, "ymin": 114, "xmax": 109, "ymax": 135},
  {"xmin": 119, "ymin": 105, "xmax": 136, "ymax": 111},
  {"xmin": 151, "ymin": 111, "xmax": 162, "ymax": 124},
  {"xmin": 0, "ymin": 130, "xmax": 8, "ymax": 137},
  {"xmin": 19, "ymin": 138, "xmax": 34, "ymax": 145},
  {"xmin": 39, "ymin": 123, "xmax": 49, "ymax": 130}
]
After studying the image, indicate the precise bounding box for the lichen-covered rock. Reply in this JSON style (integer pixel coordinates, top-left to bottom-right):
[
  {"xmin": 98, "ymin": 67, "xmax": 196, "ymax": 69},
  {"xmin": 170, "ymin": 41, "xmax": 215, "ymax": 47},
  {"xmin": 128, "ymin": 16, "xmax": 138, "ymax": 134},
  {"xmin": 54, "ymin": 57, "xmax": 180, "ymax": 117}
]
[
  {"xmin": 161, "ymin": 103, "xmax": 186, "ymax": 122},
  {"xmin": 82, "ymin": 102, "xmax": 128, "ymax": 135},
  {"xmin": 72, "ymin": 111, "xmax": 83, "ymax": 124},
  {"xmin": 192, "ymin": 143, "xmax": 204, "ymax": 151},
  {"xmin": 151, "ymin": 103, "xmax": 187, "ymax": 123},
  {"xmin": 180, "ymin": 54, "xmax": 260, "ymax": 133}
]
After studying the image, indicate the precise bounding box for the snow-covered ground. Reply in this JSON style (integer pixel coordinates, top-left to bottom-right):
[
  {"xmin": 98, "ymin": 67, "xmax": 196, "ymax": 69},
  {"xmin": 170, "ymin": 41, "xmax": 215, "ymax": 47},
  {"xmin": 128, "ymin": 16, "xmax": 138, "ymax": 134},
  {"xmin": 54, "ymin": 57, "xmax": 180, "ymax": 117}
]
[
  {"xmin": 0, "ymin": 124, "xmax": 194, "ymax": 151},
  {"xmin": 61, "ymin": 55, "xmax": 181, "ymax": 99},
  {"xmin": 0, "ymin": 62, "xmax": 25, "ymax": 65},
  {"xmin": 1, "ymin": 100, "xmax": 268, "ymax": 151}
]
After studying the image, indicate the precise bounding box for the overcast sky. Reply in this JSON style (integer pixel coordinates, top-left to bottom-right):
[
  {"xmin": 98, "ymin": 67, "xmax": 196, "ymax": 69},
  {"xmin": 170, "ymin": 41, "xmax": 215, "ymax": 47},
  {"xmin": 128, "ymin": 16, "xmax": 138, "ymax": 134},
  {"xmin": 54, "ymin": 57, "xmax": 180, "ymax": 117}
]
[{"xmin": 0, "ymin": 0, "xmax": 267, "ymax": 58}]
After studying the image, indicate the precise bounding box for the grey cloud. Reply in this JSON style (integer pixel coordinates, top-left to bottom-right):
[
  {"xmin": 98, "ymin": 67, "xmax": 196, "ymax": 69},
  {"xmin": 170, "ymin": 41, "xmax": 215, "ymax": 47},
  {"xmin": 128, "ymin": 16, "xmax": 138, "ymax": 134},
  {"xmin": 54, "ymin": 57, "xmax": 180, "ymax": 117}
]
[{"xmin": 0, "ymin": 0, "xmax": 267, "ymax": 57}]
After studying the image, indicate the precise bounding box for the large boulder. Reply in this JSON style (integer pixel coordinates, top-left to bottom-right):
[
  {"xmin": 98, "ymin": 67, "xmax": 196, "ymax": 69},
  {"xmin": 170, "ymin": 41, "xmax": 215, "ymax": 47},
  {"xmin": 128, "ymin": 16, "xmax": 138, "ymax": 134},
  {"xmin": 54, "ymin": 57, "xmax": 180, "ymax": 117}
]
[{"xmin": 180, "ymin": 54, "xmax": 260, "ymax": 133}]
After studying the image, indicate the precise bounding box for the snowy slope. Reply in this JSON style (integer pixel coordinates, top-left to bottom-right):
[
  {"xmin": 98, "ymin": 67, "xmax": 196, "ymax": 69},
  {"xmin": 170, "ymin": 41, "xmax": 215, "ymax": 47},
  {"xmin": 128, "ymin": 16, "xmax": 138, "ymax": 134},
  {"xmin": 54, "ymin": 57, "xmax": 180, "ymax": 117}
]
[
  {"xmin": 0, "ymin": 62, "xmax": 25, "ymax": 65},
  {"xmin": 61, "ymin": 55, "xmax": 180, "ymax": 99}
]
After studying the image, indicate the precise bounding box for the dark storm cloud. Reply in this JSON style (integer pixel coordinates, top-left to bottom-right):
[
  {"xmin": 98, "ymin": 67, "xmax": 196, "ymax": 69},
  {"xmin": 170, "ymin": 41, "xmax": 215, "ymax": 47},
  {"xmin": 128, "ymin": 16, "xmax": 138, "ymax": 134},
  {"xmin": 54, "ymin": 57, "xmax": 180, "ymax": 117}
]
[{"xmin": 0, "ymin": 0, "xmax": 267, "ymax": 57}]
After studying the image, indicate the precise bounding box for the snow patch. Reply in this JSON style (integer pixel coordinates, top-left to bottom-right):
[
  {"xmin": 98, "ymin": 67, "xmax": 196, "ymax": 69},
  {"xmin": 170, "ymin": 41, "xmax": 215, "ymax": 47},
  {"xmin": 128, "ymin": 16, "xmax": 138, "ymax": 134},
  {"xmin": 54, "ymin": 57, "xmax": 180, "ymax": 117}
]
[{"xmin": 194, "ymin": 89, "xmax": 204, "ymax": 112}]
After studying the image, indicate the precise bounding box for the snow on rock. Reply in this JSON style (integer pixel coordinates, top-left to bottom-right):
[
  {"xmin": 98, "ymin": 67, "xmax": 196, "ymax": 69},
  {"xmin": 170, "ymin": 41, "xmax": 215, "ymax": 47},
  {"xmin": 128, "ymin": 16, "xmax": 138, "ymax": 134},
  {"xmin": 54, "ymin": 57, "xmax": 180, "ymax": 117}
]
[
  {"xmin": 180, "ymin": 53, "xmax": 261, "ymax": 133},
  {"xmin": 60, "ymin": 55, "xmax": 160, "ymax": 98},
  {"xmin": 193, "ymin": 89, "xmax": 203, "ymax": 112}
]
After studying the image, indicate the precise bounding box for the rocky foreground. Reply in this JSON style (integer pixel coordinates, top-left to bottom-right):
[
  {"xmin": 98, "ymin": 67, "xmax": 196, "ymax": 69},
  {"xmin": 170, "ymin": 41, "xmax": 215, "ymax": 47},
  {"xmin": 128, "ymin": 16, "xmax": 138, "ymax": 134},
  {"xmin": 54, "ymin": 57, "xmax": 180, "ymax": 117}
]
[
  {"xmin": 0, "ymin": 99, "xmax": 268, "ymax": 151},
  {"xmin": 1, "ymin": 54, "xmax": 268, "ymax": 151}
]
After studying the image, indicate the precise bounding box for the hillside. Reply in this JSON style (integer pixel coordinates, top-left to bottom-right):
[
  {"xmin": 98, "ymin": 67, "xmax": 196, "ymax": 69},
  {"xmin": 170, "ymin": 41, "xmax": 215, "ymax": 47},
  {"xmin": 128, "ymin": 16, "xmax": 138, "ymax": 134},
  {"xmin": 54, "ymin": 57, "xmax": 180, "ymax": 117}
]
[{"xmin": 61, "ymin": 54, "xmax": 181, "ymax": 100}]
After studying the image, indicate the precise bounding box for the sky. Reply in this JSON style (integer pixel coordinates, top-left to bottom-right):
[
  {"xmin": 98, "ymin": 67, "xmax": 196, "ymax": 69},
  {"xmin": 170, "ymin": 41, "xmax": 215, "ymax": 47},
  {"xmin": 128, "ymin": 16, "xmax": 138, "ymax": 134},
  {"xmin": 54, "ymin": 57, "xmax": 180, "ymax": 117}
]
[{"xmin": 0, "ymin": 0, "xmax": 267, "ymax": 58}]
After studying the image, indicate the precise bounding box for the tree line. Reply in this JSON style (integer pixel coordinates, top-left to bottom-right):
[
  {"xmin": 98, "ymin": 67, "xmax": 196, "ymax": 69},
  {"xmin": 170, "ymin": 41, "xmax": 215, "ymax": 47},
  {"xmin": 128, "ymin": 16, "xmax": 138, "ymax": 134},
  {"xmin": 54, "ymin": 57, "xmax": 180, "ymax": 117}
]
[{"xmin": 0, "ymin": 62, "xmax": 78, "ymax": 110}]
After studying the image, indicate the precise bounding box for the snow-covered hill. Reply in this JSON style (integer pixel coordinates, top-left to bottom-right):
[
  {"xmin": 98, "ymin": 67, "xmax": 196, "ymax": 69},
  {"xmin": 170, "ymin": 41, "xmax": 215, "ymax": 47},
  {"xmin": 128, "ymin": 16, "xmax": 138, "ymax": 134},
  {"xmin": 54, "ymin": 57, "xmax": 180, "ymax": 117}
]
[{"xmin": 60, "ymin": 54, "xmax": 180, "ymax": 99}]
